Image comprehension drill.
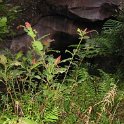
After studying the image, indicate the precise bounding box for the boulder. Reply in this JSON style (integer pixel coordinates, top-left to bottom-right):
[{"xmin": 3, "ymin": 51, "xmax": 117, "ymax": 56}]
[
  {"xmin": 46, "ymin": 0, "xmax": 120, "ymax": 21},
  {"xmin": 8, "ymin": 0, "xmax": 120, "ymax": 30},
  {"xmin": 8, "ymin": 0, "xmax": 121, "ymax": 52},
  {"xmin": 10, "ymin": 16, "xmax": 79, "ymax": 52}
]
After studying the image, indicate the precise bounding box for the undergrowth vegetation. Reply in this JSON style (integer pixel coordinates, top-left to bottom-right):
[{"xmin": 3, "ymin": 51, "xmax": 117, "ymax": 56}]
[
  {"xmin": 0, "ymin": 1, "xmax": 19, "ymax": 39},
  {"xmin": 0, "ymin": 3, "xmax": 124, "ymax": 123},
  {"xmin": 0, "ymin": 19, "xmax": 124, "ymax": 124}
]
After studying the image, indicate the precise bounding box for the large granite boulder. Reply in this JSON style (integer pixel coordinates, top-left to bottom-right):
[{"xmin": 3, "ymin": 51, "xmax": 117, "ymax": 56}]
[
  {"xmin": 10, "ymin": 16, "xmax": 79, "ymax": 52},
  {"xmin": 7, "ymin": 0, "xmax": 121, "ymax": 52},
  {"xmin": 45, "ymin": 0, "xmax": 120, "ymax": 21}
]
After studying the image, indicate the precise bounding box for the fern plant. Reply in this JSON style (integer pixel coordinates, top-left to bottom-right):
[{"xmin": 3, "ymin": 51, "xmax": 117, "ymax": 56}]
[
  {"xmin": 102, "ymin": 19, "xmax": 123, "ymax": 33},
  {"xmin": 94, "ymin": 19, "xmax": 124, "ymax": 56},
  {"xmin": 72, "ymin": 18, "xmax": 124, "ymax": 59},
  {"xmin": 0, "ymin": 21, "xmax": 124, "ymax": 124}
]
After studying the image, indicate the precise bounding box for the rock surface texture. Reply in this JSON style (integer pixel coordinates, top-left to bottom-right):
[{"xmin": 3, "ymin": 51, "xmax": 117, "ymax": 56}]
[{"xmin": 8, "ymin": 0, "xmax": 121, "ymax": 52}]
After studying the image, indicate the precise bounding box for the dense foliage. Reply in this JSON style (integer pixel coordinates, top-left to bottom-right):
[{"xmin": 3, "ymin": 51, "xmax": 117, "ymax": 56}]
[
  {"xmin": 0, "ymin": 1, "xmax": 19, "ymax": 39},
  {"xmin": 0, "ymin": 2, "xmax": 124, "ymax": 124}
]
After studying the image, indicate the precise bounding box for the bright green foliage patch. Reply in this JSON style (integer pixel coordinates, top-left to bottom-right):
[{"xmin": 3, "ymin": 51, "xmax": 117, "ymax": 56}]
[{"xmin": 0, "ymin": 17, "xmax": 9, "ymax": 39}]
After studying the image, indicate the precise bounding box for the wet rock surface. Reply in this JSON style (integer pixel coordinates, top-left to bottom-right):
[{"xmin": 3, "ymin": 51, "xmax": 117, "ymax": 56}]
[
  {"xmin": 46, "ymin": 0, "xmax": 120, "ymax": 21},
  {"xmin": 5, "ymin": 0, "xmax": 121, "ymax": 52}
]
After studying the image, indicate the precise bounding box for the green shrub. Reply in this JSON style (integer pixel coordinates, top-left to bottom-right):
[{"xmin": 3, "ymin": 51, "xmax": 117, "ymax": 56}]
[
  {"xmin": 0, "ymin": 17, "xmax": 9, "ymax": 39},
  {"xmin": 0, "ymin": 22, "xmax": 123, "ymax": 124},
  {"xmin": 0, "ymin": 2, "xmax": 19, "ymax": 39}
]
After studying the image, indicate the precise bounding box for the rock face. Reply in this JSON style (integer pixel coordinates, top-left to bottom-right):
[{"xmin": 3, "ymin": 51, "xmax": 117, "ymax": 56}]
[
  {"xmin": 9, "ymin": 0, "xmax": 121, "ymax": 52},
  {"xmin": 46, "ymin": 0, "xmax": 120, "ymax": 21},
  {"xmin": 10, "ymin": 16, "xmax": 79, "ymax": 52}
]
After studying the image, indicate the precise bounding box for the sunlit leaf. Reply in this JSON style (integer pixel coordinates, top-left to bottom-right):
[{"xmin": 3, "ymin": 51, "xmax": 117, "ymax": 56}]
[
  {"xmin": 15, "ymin": 51, "xmax": 23, "ymax": 60},
  {"xmin": 0, "ymin": 54, "xmax": 7, "ymax": 65},
  {"xmin": 13, "ymin": 61, "xmax": 22, "ymax": 66},
  {"xmin": 32, "ymin": 40, "xmax": 43, "ymax": 51},
  {"xmin": 18, "ymin": 118, "xmax": 37, "ymax": 124},
  {"xmin": 56, "ymin": 68, "xmax": 67, "ymax": 74},
  {"xmin": 34, "ymin": 75, "xmax": 41, "ymax": 79},
  {"xmin": 44, "ymin": 107, "xmax": 59, "ymax": 122}
]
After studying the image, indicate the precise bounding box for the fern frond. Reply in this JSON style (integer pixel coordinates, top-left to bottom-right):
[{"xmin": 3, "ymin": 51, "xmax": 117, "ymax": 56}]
[{"xmin": 102, "ymin": 19, "xmax": 122, "ymax": 34}]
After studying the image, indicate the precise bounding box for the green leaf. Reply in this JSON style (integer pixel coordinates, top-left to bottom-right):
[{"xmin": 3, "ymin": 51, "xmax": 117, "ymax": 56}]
[
  {"xmin": 32, "ymin": 40, "xmax": 43, "ymax": 51},
  {"xmin": 34, "ymin": 75, "xmax": 41, "ymax": 79},
  {"xmin": 0, "ymin": 17, "xmax": 7, "ymax": 27},
  {"xmin": 83, "ymin": 36, "xmax": 90, "ymax": 39},
  {"xmin": 44, "ymin": 107, "xmax": 59, "ymax": 122},
  {"xmin": 56, "ymin": 68, "xmax": 67, "ymax": 74},
  {"xmin": 0, "ymin": 54, "xmax": 7, "ymax": 65},
  {"xmin": 27, "ymin": 29, "xmax": 36, "ymax": 39},
  {"xmin": 12, "ymin": 61, "xmax": 22, "ymax": 66},
  {"xmin": 18, "ymin": 118, "xmax": 37, "ymax": 124},
  {"xmin": 15, "ymin": 51, "xmax": 23, "ymax": 60},
  {"xmin": 0, "ymin": 17, "xmax": 8, "ymax": 34},
  {"xmin": 64, "ymin": 99, "xmax": 70, "ymax": 112}
]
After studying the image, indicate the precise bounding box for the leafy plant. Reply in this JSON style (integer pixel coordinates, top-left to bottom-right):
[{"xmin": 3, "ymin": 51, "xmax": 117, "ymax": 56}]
[
  {"xmin": 0, "ymin": 22, "xmax": 123, "ymax": 124},
  {"xmin": 0, "ymin": 17, "xmax": 9, "ymax": 38},
  {"xmin": 0, "ymin": 1, "xmax": 19, "ymax": 38}
]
